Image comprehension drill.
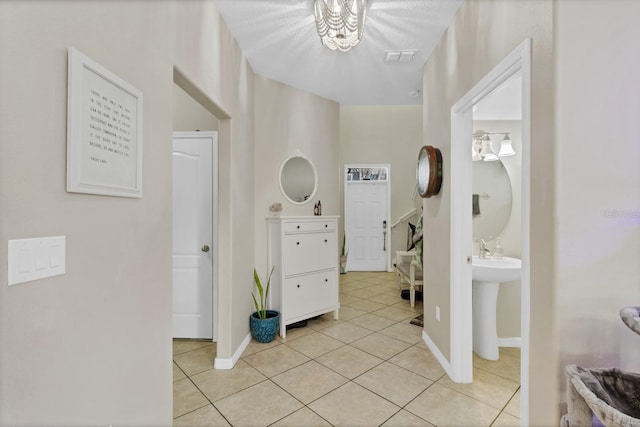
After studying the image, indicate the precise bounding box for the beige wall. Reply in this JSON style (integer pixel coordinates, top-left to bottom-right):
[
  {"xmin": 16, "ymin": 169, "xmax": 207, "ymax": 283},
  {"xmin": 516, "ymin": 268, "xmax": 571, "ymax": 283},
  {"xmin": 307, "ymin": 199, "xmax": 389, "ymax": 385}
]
[
  {"xmin": 174, "ymin": 0, "xmax": 256, "ymax": 363},
  {"xmin": 0, "ymin": 1, "xmax": 254, "ymax": 424},
  {"xmin": 421, "ymin": 0, "xmax": 556, "ymax": 423},
  {"xmin": 173, "ymin": 83, "xmax": 219, "ymax": 131},
  {"xmin": 253, "ymin": 75, "xmax": 340, "ymax": 276},
  {"xmin": 556, "ymin": 0, "xmax": 640, "ymax": 393},
  {"xmin": 340, "ymin": 106, "xmax": 423, "ymax": 252}
]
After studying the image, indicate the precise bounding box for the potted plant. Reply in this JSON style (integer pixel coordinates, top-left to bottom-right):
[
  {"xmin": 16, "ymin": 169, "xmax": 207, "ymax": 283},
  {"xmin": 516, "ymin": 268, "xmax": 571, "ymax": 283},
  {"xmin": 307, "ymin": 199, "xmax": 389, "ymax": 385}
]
[
  {"xmin": 250, "ymin": 267, "xmax": 280, "ymax": 343},
  {"xmin": 340, "ymin": 234, "xmax": 348, "ymax": 274}
]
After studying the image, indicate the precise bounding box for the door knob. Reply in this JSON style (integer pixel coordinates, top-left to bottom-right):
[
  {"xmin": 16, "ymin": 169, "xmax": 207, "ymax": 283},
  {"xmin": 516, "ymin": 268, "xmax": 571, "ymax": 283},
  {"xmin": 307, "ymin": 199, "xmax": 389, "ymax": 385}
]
[{"xmin": 201, "ymin": 245, "xmax": 210, "ymax": 253}]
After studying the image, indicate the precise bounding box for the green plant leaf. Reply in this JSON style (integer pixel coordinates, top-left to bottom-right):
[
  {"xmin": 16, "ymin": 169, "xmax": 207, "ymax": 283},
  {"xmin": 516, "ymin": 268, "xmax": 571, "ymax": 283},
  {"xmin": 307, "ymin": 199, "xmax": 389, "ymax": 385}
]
[
  {"xmin": 251, "ymin": 293, "xmax": 263, "ymax": 319},
  {"xmin": 253, "ymin": 267, "xmax": 275, "ymax": 319},
  {"xmin": 341, "ymin": 234, "xmax": 348, "ymax": 256}
]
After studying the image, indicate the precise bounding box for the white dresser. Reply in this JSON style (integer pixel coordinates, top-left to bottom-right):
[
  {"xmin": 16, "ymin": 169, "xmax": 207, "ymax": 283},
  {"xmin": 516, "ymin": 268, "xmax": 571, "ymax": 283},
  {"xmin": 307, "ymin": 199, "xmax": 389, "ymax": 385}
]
[{"xmin": 266, "ymin": 216, "xmax": 340, "ymax": 338}]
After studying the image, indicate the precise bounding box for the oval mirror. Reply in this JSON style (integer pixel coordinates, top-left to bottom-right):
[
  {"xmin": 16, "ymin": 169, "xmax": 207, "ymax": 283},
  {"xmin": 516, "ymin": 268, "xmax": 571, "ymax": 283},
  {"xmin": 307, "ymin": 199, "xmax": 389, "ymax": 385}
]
[
  {"xmin": 472, "ymin": 160, "xmax": 512, "ymax": 239},
  {"xmin": 416, "ymin": 145, "xmax": 443, "ymax": 198},
  {"xmin": 279, "ymin": 154, "xmax": 317, "ymax": 204}
]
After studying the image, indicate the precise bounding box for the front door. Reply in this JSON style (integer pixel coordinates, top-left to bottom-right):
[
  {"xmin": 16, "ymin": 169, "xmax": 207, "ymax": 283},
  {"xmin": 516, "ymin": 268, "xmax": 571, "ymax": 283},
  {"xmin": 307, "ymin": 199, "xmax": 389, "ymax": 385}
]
[
  {"xmin": 345, "ymin": 165, "xmax": 390, "ymax": 271},
  {"xmin": 172, "ymin": 132, "xmax": 216, "ymax": 339}
]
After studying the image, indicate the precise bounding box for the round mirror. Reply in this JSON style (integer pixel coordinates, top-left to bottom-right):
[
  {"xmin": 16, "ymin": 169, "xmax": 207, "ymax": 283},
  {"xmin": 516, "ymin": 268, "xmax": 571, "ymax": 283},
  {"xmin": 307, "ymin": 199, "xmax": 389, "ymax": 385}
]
[
  {"xmin": 279, "ymin": 154, "xmax": 317, "ymax": 204},
  {"xmin": 416, "ymin": 145, "xmax": 443, "ymax": 198},
  {"xmin": 472, "ymin": 160, "xmax": 512, "ymax": 239}
]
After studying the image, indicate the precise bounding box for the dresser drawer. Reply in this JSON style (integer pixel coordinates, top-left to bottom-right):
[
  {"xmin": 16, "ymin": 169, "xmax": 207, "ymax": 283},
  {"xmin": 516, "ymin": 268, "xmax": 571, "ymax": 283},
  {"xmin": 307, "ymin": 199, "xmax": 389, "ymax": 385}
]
[
  {"xmin": 284, "ymin": 232, "xmax": 336, "ymax": 276},
  {"xmin": 283, "ymin": 272, "xmax": 337, "ymax": 321},
  {"xmin": 284, "ymin": 220, "xmax": 336, "ymax": 233}
]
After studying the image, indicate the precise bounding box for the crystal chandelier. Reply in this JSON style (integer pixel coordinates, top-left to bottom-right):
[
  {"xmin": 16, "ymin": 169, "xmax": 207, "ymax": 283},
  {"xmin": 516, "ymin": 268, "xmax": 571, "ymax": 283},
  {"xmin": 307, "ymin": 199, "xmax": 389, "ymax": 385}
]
[{"xmin": 314, "ymin": 0, "xmax": 366, "ymax": 52}]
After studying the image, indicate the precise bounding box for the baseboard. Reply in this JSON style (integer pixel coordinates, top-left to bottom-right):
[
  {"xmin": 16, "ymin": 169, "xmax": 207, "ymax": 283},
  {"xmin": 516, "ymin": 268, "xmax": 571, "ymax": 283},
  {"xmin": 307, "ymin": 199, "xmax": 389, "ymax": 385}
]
[
  {"xmin": 422, "ymin": 330, "xmax": 453, "ymax": 379},
  {"xmin": 497, "ymin": 337, "xmax": 522, "ymax": 348},
  {"xmin": 214, "ymin": 333, "xmax": 251, "ymax": 370}
]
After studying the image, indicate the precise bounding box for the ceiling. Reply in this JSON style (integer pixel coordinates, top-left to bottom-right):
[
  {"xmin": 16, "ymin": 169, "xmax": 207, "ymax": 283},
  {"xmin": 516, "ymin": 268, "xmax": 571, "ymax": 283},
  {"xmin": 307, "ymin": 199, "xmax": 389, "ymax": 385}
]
[{"xmin": 213, "ymin": 0, "xmax": 464, "ymax": 106}]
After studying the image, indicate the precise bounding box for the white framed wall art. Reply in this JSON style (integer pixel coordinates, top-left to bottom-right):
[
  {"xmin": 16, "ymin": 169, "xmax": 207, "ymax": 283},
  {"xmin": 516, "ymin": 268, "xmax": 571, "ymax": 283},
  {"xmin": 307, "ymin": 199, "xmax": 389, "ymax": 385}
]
[{"xmin": 66, "ymin": 47, "xmax": 143, "ymax": 198}]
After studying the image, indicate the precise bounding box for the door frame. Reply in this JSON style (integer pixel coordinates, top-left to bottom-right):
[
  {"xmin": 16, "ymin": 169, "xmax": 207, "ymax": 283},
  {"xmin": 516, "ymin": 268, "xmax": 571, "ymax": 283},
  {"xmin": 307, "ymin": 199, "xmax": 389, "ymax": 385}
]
[
  {"xmin": 172, "ymin": 131, "xmax": 219, "ymax": 341},
  {"xmin": 449, "ymin": 39, "xmax": 531, "ymax": 422},
  {"xmin": 344, "ymin": 163, "xmax": 392, "ymax": 272}
]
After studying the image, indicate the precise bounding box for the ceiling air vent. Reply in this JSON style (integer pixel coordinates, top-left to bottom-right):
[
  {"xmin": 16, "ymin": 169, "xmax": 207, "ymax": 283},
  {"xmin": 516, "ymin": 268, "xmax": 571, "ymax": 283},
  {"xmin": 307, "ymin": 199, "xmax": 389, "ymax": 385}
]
[{"xmin": 384, "ymin": 50, "xmax": 418, "ymax": 63}]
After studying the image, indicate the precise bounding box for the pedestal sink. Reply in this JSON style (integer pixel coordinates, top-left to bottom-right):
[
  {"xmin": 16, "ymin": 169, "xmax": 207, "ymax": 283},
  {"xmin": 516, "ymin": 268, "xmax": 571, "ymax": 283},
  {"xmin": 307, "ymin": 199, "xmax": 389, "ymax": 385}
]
[{"xmin": 472, "ymin": 256, "xmax": 521, "ymax": 360}]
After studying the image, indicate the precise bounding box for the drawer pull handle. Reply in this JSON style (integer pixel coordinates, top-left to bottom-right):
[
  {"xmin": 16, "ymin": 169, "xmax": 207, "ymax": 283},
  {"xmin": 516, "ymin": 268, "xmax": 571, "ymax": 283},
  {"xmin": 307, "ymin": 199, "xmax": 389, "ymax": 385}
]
[
  {"xmin": 324, "ymin": 239, "xmax": 328, "ymax": 243},
  {"xmin": 296, "ymin": 242, "xmax": 300, "ymax": 245},
  {"xmin": 297, "ymin": 225, "xmax": 300, "ymax": 229},
  {"xmin": 325, "ymin": 278, "xmax": 328, "ymax": 282},
  {"xmin": 325, "ymin": 224, "xmax": 328, "ymax": 228},
  {"xmin": 297, "ymin": 284, "xmax": 300, "ymax": 288}
]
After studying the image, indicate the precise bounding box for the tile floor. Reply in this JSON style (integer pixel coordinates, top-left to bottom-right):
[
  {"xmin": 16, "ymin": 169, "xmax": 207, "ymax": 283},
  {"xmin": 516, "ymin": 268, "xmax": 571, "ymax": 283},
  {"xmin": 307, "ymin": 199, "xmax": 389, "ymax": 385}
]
[{"xmin": 173, "ymin": 271, "xmax": 521, "ymax": 426}]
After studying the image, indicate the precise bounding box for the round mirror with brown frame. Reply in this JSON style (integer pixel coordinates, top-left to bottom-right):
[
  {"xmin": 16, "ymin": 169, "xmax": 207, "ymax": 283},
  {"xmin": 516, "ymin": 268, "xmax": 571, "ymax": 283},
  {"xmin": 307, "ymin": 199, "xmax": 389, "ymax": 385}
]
[{"xmin": 417, "ymin": 145, "xmax": 443, "ymax": 198}]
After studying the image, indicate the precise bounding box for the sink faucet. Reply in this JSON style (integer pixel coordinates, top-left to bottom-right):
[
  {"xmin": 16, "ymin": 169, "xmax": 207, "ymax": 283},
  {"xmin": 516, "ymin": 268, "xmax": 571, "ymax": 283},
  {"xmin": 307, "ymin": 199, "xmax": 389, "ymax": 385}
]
[{"xmin": 479, "ymin": 239, "xmax": 492, "ymax": 259}]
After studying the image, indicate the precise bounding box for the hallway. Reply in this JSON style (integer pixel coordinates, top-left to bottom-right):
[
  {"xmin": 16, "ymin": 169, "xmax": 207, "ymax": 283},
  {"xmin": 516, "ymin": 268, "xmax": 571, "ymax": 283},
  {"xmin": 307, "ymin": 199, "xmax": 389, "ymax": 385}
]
[{"xmin": 173, "ymin": 272, "xmax": 520, "ymax": 426}]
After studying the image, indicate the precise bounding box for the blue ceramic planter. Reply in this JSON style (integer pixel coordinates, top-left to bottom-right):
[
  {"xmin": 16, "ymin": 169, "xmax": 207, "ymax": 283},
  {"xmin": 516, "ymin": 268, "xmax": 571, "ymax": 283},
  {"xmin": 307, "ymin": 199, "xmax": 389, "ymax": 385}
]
[{"xmin": 249, "ymin": 310, "xmax": 280, "ymax": 343}]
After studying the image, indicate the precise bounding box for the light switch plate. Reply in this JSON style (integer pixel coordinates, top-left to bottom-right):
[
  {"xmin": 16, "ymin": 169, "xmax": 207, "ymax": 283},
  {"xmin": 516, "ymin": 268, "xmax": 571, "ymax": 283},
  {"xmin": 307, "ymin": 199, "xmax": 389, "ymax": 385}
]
[{"xmin": 8, "ymin": 236, "xmax": 66, "ymax": 286}]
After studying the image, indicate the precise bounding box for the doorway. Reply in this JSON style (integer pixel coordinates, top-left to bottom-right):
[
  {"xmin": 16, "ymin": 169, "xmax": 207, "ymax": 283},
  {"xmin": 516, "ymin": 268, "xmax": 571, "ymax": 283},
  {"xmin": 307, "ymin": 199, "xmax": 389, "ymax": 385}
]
[
  {"xmin": 449, "ymin": 40, "xmax": 531, "ymax": 422},
  {"xmin": 172, "ymin": 80, "xmax": 220, "ymax": 342},
  {"xmin": 344, "ymin": 164, "xmax": 391, "ymax": 272}
]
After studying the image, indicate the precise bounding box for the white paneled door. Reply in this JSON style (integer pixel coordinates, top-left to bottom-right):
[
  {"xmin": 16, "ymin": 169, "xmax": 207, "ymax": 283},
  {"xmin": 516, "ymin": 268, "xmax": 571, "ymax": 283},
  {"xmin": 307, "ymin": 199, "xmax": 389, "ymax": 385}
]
[
  {"xmin": 345, "ymin": 165, "xmax": 391, "ymax": 271},
  {"xmin": 172, "ymin": 132, "xmax": 217, "ymax": 339}
]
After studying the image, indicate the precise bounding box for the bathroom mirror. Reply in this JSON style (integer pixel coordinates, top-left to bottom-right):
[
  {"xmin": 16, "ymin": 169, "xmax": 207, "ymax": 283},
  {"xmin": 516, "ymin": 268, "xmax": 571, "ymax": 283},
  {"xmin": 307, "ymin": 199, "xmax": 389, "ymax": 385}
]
[
  {"xmin": 279, "ymin": 153, "xmax": 317, "ymax": 204},
  {"xmin": 473, "ymin": 159, "xmax": 512, "ymax": 239}
]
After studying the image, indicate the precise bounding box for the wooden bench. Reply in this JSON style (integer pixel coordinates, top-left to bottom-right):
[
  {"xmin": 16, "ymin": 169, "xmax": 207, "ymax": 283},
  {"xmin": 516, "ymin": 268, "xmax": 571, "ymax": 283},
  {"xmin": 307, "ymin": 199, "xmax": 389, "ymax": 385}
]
[{"xmin": 395, "ymin": 250, "xmax": 423, "ymax": 308}]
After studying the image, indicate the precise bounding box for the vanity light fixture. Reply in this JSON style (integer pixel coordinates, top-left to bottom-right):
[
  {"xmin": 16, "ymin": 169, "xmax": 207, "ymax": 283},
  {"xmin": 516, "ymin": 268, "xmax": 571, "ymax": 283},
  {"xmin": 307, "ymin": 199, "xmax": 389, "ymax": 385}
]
[
  {"xmin": 472, "ymin": 130, "xmax": 515, "ymax": 162},
  {"xmin": 314, "ymin": 0, "xmax": 366, "ymax": 52},
  {"xmin": 479, "ymin": 134, "xmax": 499, "ymax": 162},
  {"xmin": 471, "ymin": 142, "xmax": 482, "ymax": 162},
  {"xmin": 497, "ymin": 133, "xmax": 516, "ymax": 157}
]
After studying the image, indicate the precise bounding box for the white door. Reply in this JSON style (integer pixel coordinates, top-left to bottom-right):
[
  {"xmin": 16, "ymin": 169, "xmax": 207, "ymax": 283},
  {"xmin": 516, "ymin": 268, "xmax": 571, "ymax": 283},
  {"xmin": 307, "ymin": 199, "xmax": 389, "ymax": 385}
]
[
  {"xmin": 172, "ymin": 132, "xmax": 217, "ymax": 339},
  {"xmin": 345, "ymin": 165, "xmax": 390, "ymax": 271}
]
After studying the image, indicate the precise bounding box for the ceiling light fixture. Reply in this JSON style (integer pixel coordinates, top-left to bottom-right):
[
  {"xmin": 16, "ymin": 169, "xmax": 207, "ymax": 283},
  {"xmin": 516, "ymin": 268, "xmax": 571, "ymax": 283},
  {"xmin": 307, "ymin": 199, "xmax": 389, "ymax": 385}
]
[{"xmin": 314, "ymin": 0, "xmax": 366, "ymax": 52}]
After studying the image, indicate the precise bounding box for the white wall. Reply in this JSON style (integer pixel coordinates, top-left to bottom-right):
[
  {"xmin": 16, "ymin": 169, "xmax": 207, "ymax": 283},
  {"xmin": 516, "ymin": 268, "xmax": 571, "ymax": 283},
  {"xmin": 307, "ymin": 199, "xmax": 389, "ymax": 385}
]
[
  {"xmin": 421, "ymin": 0, "xmax": 555, "ymax": 422},
  {"xmin": 556, "ymin": 0, "xmax": 640, "ymax": 393},
  {"xmin": 253, "ymin": 75, "xmax": 340, "ymax": 278},
  {"xmin": 0, "ymin": 1, "xmax": 255, "ymax": 424},
  {"xmin": 474, "ymin": 120, "xmax": 522, "ymax": 338}
]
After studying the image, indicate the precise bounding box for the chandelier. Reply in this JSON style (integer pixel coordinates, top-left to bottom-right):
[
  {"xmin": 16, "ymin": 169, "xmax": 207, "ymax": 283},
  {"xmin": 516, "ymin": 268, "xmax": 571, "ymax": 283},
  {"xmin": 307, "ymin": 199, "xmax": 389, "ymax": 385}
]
[{"xmin": 314, "ymin": 0, "xmax": 367, "ymax": 52}]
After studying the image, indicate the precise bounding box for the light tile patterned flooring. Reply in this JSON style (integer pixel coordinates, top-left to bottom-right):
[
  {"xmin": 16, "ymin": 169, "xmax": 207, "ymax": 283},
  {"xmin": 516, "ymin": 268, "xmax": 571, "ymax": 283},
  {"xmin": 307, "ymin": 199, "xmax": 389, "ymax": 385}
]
[{"xmin": 173, "ymin": 271, "xmax": 521, "ymax": 426}]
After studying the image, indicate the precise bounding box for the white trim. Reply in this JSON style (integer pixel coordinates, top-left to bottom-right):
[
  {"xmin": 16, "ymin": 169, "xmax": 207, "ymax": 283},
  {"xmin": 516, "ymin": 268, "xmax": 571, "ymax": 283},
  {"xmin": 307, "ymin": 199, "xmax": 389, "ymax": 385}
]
[
  {"xmin": 497, "ymin": 337, "xmax": 522, "ymax": 348},
  {"xmin": 391, "ymin": 208, "xmax": 417, "ymax": 229},
  {"xmin": 422, "ymin": 330, "xmax": 453, "ymax": 378},
  {"xmin": 449, "ymin": 110, "xmax": 474, "ymax": 384},
  {"xmin": 449, "ymin": 39, "xmax": 531, "ymax": 424},
  {"xmin": 519, "ymin": 37, "xmax": 532, "ymax": 426},
  {"xmin": 214, "ymin": 333, "xmax": 251, "ymax": 370}
]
